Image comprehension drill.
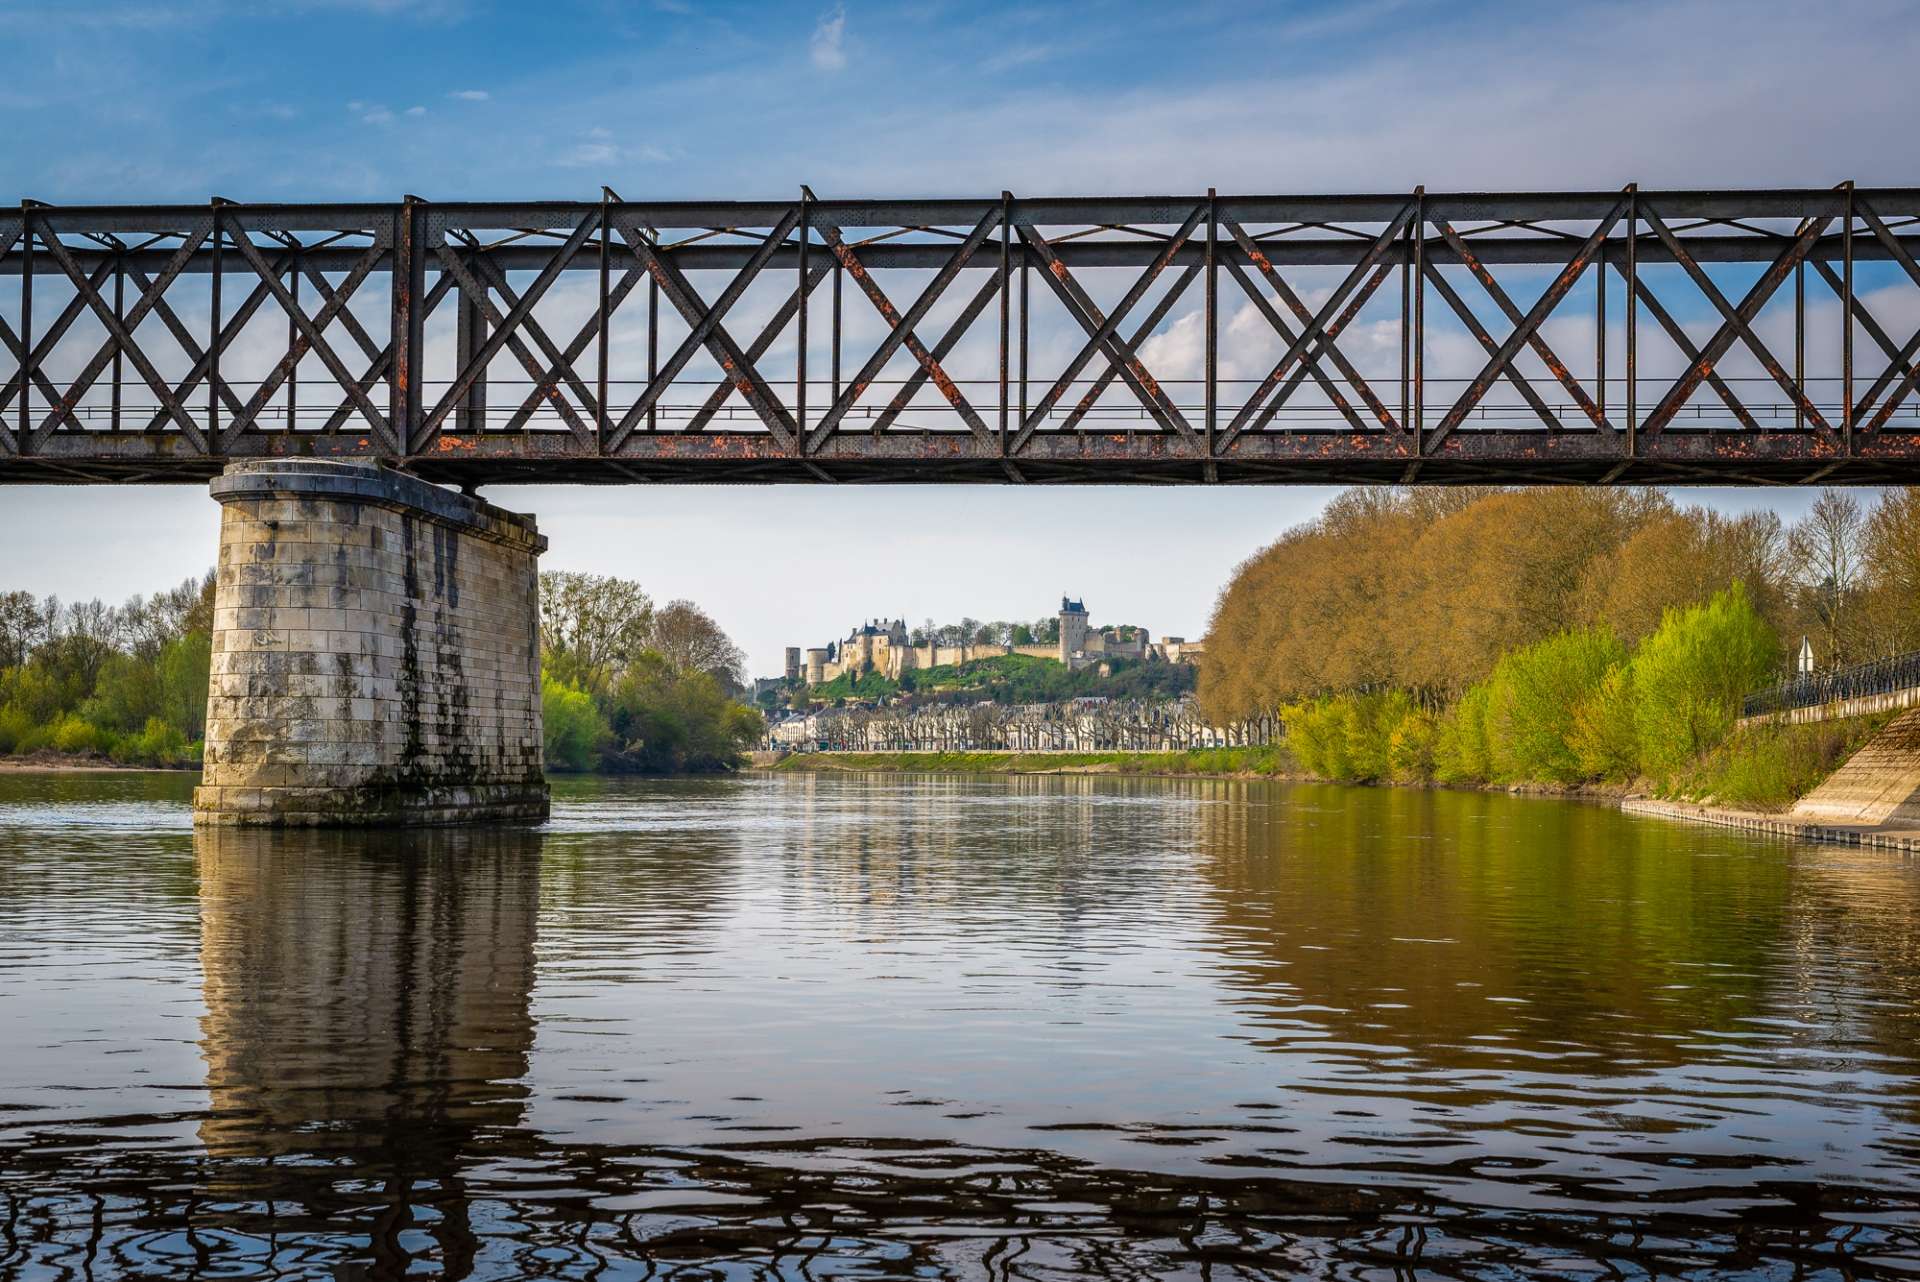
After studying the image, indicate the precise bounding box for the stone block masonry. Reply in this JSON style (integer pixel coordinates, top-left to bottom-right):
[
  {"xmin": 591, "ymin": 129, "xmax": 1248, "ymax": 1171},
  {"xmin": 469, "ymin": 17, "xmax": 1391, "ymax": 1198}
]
[{"xmin": 194, "ymin": 459, "xmax": 549, "ymax": 826}]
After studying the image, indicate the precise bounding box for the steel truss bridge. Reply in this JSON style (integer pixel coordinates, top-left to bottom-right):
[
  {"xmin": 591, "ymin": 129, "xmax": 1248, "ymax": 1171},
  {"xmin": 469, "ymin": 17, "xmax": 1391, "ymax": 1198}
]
[{"xmin": 4, "ymin": 186, "xmax": 1920, "ymax": 485}]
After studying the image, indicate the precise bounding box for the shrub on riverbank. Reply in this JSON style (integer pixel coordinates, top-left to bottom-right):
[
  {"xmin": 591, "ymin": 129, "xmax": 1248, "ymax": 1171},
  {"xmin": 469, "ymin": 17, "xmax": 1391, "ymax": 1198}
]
[
  {"xmin": 0, "ymin": 580, "xmax": 213, "ymax": 768},
  {"xmin": 537, "ymin": 573, "xmax": 763, "ymax": 774},
  {"xmin": 1657, "ymin": 713, "xmax": 1891, "ymax": 811}
]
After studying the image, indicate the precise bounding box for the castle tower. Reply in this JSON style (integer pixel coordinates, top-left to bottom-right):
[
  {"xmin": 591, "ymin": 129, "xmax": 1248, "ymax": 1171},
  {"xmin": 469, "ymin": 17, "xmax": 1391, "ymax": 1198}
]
[
  {"xmin": 784, "ymin": 647, "xmax": 802, "ymax": 681},
  {"xmin": 1059, "ymin": 596, "xmax": 1090, "ymax": 664}
]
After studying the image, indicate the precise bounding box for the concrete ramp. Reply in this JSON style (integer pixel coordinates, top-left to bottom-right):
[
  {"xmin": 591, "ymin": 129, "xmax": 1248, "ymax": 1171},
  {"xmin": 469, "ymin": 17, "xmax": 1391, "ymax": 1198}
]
[{"xmin": 1789, "ymin": 707, "xmax": 1920, "ymax": 825}]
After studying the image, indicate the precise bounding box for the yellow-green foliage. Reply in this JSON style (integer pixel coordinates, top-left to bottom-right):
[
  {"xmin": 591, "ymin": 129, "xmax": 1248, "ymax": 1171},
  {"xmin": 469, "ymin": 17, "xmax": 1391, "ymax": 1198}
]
[
  {"xmin": 1660, "ymin": 714, "xmax": 1890, "ymax": 811},
  {"xmin": 1568, "ymin": 665, "xmax": 1639, "ymax": 780},
  {"xmin": 1484, "ymin": 627, "xmax": 1626, "ymax": 784},
  {"xmin": 541, "ymin": 674, "xmax": 611, "ymax": 771},
  {"xmin": 1629, "ymin": 583, "xmax": 1778, "ymax": 775},
  {"xmin": 1434, "ymin": 684, "xmax": 1494, "ymax": 783},
  {"xmin": 1283, "ymin": 691, "xmax": 1431, "ymax": 783}
]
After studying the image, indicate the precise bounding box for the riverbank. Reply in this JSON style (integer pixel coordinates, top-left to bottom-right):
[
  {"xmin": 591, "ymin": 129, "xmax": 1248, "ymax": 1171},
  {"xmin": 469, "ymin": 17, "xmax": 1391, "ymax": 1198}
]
[
  {"xmin": 1622, "ymin": 796, "xmax": 1920, "ymax": 853},
  {"xmin": 769, "ymin": 747, "xmax": 1303, "ymax": 779},
  {"xmin": 0, "ymin": 750, "xmax": 195, "ymax": 774}
]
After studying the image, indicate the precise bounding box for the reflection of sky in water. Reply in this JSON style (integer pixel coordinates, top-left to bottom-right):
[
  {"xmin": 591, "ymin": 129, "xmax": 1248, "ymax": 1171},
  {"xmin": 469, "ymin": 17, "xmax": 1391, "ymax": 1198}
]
[{"xmin": 0, "ymin": 769, "xmax": 1917, "ymax": 1279}]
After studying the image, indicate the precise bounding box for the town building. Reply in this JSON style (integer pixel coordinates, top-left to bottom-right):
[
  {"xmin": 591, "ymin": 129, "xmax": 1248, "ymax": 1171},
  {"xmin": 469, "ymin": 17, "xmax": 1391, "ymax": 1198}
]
[{"xmin": 790, "ymin": 597, "xmax": 1203, "ymax": 686}]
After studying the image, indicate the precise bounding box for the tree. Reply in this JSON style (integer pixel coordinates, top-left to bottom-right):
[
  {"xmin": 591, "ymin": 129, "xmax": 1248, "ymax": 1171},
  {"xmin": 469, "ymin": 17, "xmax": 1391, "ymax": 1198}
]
[
  {"xmin": 648, "ymin": 599, "xmax": 747, "ymax": 691},
  {"xmin": 539, "ymin": 571, "xmax": 654, "ymax": 692},
  {"xmin": 1630, "ymin": 583, "xmax": 1779, "ymax": 775},
  {"xmin": 1786, "ymin": 488, "xmax": 1865, "ymax": 666}
]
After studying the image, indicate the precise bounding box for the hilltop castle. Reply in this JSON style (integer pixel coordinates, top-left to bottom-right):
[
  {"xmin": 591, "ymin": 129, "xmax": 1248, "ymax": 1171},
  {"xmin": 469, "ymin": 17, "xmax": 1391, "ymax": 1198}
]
[{"xmin": 787, "ymin": 597, "xmax": 1203, "ymax": 686}]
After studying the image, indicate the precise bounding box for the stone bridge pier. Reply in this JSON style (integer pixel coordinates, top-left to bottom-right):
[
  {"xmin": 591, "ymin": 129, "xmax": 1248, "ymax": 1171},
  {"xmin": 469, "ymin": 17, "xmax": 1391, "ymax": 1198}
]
[{"xmin": 193, "ymin": 460, "xmax": 549, "ymax": 826}]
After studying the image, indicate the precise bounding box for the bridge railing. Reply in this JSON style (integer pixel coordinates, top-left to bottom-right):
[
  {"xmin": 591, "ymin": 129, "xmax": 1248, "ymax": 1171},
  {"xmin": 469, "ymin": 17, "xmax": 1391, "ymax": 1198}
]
[{"xmin": 1742, "ymin": 649, "xmax": 1920, "ymax": 718}]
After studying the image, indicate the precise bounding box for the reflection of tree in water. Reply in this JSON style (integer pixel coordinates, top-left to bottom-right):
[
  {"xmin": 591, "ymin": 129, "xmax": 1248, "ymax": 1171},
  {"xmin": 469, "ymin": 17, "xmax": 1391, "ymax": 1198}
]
[{"xmin": 1189, "ymin": 781, "xmax": 1802, "ymax": 1070}]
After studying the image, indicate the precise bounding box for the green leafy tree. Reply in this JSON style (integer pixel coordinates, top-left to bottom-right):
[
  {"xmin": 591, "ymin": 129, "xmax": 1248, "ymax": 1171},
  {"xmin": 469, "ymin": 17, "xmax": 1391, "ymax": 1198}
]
[
  {"xmin": 1484, "ymin": 626, "xmax": 1626, "ymax": 783},
  {"xmin": 1630, "ymin": 583, "xmax": 1779, "ymax": 776},
  {"xmin": 542, "ymin": 674, "xmax": 612, "ymax": 771}
]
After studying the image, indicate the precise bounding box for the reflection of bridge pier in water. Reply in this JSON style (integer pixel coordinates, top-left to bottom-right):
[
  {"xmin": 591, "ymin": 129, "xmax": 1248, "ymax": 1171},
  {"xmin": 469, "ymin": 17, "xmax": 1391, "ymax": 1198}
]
[{"xmin": 195, "ymin": 824, "xmax": 541, "ymax": 1278}]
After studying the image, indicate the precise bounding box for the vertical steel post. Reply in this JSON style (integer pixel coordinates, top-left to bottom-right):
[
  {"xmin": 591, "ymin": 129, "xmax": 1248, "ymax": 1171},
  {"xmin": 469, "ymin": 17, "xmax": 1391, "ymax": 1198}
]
[
  {"xmin": 646, "ymin": 268, "xmax": 658, "ymax": 433},
  {"xmin": 287, "ymin": 261, "xmax": 298, "ymax": 430},
  {"xmin": 1400, "ymin": 216, "xmax": 1410, "ymax": 430},
  {"xmin": 209, "ymin": 203, "xmax": 223, "ymax": 445},
  {"xmin": 1795, "ymin": 258, "xmax": 1804, "ymax": 433},
  {"xmin": 1205, "ymin": 188, "xmax": 1217, "ymax": 456},
  {"xmin": 999, "ymin": 191, "xmax": 1011, "ymax": 449},
  {"xmin": 797, "ymin": 189, "xmax": 809, "ymax": 437},
  {"xmin": 391, "ymin": 199, "xmax": 426, "ymax": 457},
  {"xmin": 1625, "ymin": 186, "xmax": 1637, "ymax": 459},
  {"xmin": 111, "ymin": 260, "xmax": 124, "ymax": 432},
  {"xmin": 1596, "ymin": 244, "xmax": 1606, "ymax": 423},
  {"xmin": 18, "ymin": 208, "xmax": 31, "ymax": 450},
  {"xmin": 831, "ymin": 258, "xmax": 842, "ymax": 406},
  {"xmin": 1843, "ymin": 182, "xmax": 1855, "ymax": 453},
  {"xmin": 1019, "ymin": 248, "xmax": 1029, "ymax": 429},
  {"xmin": 597, "ymin": 194, "xmax": 610, "ymax": 447},
  {"xmin": 1412, "ymin": 187, "xmax": 1424, "ymax": 451}
]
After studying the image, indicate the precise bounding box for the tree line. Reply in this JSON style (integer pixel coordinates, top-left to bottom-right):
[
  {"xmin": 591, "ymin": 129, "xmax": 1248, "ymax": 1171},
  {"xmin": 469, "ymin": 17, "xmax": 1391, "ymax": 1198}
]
[
  {"xmin": 0, "ymin": 575, "xmax": 216, "ymax": 765},
  {"xmin": 1199, "ymin": 486, "xmax": 1920, "ymax": 802},
  {"xmin": 538, "ymin": 571, "xmax": 763, "ymax": 773}
]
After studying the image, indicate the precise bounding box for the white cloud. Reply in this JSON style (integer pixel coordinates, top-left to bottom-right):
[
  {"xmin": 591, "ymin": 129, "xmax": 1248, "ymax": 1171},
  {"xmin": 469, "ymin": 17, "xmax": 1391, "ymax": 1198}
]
[
  {"xmin": 448, "ymin": 88, "xmax": 489, "ymax": 101},
  {"xmin": 405, "ymin": 105, "xmax": 427, "ymax": 116},
  {"xmin": 809, "ymin": 3, "xmax": 846, "ymax": 72}
]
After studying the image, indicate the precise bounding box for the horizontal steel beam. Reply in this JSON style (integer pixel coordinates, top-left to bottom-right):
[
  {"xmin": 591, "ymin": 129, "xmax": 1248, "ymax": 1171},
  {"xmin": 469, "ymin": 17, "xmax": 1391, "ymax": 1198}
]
[
  {"xmin": 5, "ymin": 232, "xmax": 1916, "ymax": 277},
  {"xmin": 4, "ymin": 428, "xmax": 1913, "ymax": 486}
]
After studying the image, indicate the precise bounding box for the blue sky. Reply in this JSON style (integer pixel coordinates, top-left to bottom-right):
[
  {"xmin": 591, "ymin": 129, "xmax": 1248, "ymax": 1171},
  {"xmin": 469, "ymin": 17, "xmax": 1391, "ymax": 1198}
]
[{"xmin": 4, "ymin": 0, "xmax": 1915, "ymax": 673}]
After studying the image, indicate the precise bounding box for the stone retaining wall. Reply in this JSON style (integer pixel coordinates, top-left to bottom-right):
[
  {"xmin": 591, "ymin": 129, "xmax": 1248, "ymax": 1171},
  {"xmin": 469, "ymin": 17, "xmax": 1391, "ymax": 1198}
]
[
  {"xmin": 1620, "ymin": 796, "xmax": 1920, "ymax": 853},
  {"xmin": 194, "ymin": 459, "xmax": 549, "ymax": 826}
]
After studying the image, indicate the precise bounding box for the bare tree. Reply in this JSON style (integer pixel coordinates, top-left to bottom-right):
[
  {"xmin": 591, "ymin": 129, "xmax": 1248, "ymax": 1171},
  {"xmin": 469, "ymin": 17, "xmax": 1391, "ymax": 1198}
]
[
  {"xmin": 1787, "ymin": 488, "xmax": 1866, "ymax": 666},
  {"xmin": 649, "ymin": 600, "xmax": 747, "ymax": 692},
  {"xmin": 539, "ymin": 571, "xmax": 655, "ymax": 690}
]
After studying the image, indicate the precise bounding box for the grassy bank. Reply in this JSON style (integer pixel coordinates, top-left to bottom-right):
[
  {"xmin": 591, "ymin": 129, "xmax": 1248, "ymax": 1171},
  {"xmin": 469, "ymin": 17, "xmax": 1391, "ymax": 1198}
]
[
  {"xmin": 1653, "ymin": 712, "xmax": 1894, "ymax": 811},
  {"xmin": 771, "ymin": 747, "xmax": 1298, "ymax": 778}
]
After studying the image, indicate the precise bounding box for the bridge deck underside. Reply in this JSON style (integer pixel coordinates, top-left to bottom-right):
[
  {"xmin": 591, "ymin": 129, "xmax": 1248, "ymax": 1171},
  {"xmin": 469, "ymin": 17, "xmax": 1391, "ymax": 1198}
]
[
  {"xmin": 7, "ymin": 188, "xmax": 1920, "ymax": 485},
  {"xmin": 12, "ymin": 430, "xmax": 1920, "ymax": 486}
]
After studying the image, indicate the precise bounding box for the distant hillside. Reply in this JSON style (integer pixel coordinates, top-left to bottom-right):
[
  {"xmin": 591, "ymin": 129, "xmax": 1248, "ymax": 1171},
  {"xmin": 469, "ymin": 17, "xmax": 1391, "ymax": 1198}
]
[{"xmin": 804, "ymin": 653, "xmax": 1194, "ymax": 707}]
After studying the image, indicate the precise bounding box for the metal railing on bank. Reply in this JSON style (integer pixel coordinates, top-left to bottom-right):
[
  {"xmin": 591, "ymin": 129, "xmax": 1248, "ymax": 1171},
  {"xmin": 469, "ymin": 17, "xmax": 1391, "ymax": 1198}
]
[{"xmin": 1742, "ymin": 649, "xmax": 1920, "ymax": 718}]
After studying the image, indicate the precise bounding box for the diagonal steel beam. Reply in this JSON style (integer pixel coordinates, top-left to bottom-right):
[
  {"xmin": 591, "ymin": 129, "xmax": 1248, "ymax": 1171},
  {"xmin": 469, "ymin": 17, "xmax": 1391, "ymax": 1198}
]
[
  {"xmin": 501, "ymin": 266, "xmax": 645, "ymax": 434},
  {"xmin": 1808, "ymin": 258, "xmax": 1920, "ymax": 429},
  {"xmin": 32, "ymin": 219, "xmax": 213, "ymax": 452},
  {"xmin": 1011, "ymin": 211, "xmax": 1199, "ymax": 452},
  {"xmin": 0, "ymin": 258, "xmax": 114, "ymax": 435},
  {"xmin": 1612, "ymin": 263, "xmax": 1759, "ymax": 433},
  {"xmin": 1062, "ymin": 262, "xmax": 1203, "ymax": 433},
  {"xmin": 1640, "ymin": 203, "xmax": 1831, "ymax": 438},
  {"xmin": 1016, "ymin": 209, "xmax": 1202, "ymax": 438},
  {"xmin": 1428, "ymin": 196, "xmax": 1625, "ymax": 451},
  {"xmin": 441, "ymin": 248, "xmax": 594, "ymax": 444},
  {"xmin": 1221, "ymin": 256, "xmax": 1368, "ymax": 434},
  {"xmin": 219, "ymin": 226, "xmax": 394, "ymax": 449},
  {"xmin": 1432, "ymin": 219, "xmax": 1612, "ymax": 434},
  {"xmin": 1849, "ymin": 199, "xmax": 1920, "ymax": 432},
  {"xmin": 806, "ymin": 205, "xmax": 1000, "ymax": 451},
  {"xmin": 1421, "ymin": 262, "xmax": 1563, "ymax": 430},
  {"xmin": 611, "ymin": 209, "xmax": 801, "ymax": 450},
  {"xmin": 813, "ymin": 215, "xmax": 997, "ymax": 445},
  {"xmin": 425, "ymin": 214, "xmax": 598, "ymax": 448},
  {"xmin": 872, "ymin": 271, "xmax": 1002, "ymax": 435},
  {"xmin": 1223, "ymin": 218, "xmax": 1399, "ymax": 436},
  {"xmin": 134, "ymin": 264, "xmax": 286, "ymax": 437},
  {"xmin": 688, "ymin": 264, "xmax": 831, "ymax": 432},
  {"xmin": 1219, "ymin": 200, "xmax": 1416, "ymax": 451},
  {"xmin": 316, "ymin": 271, "xmax": 455, "ymax": 435}
]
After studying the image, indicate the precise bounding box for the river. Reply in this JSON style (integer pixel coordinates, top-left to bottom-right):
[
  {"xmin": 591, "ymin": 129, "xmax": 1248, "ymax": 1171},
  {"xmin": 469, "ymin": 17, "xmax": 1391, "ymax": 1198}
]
[{"xmin": 0, "ymin": 769, "xmax": 1916, "ymax": 1279}]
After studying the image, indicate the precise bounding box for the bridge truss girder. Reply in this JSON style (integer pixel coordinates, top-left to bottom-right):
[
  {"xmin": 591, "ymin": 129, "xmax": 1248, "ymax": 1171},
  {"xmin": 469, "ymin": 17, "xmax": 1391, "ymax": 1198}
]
[{"xmin": 4, "ymin": 186, "xmax": 1920, "ymax": 485}]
